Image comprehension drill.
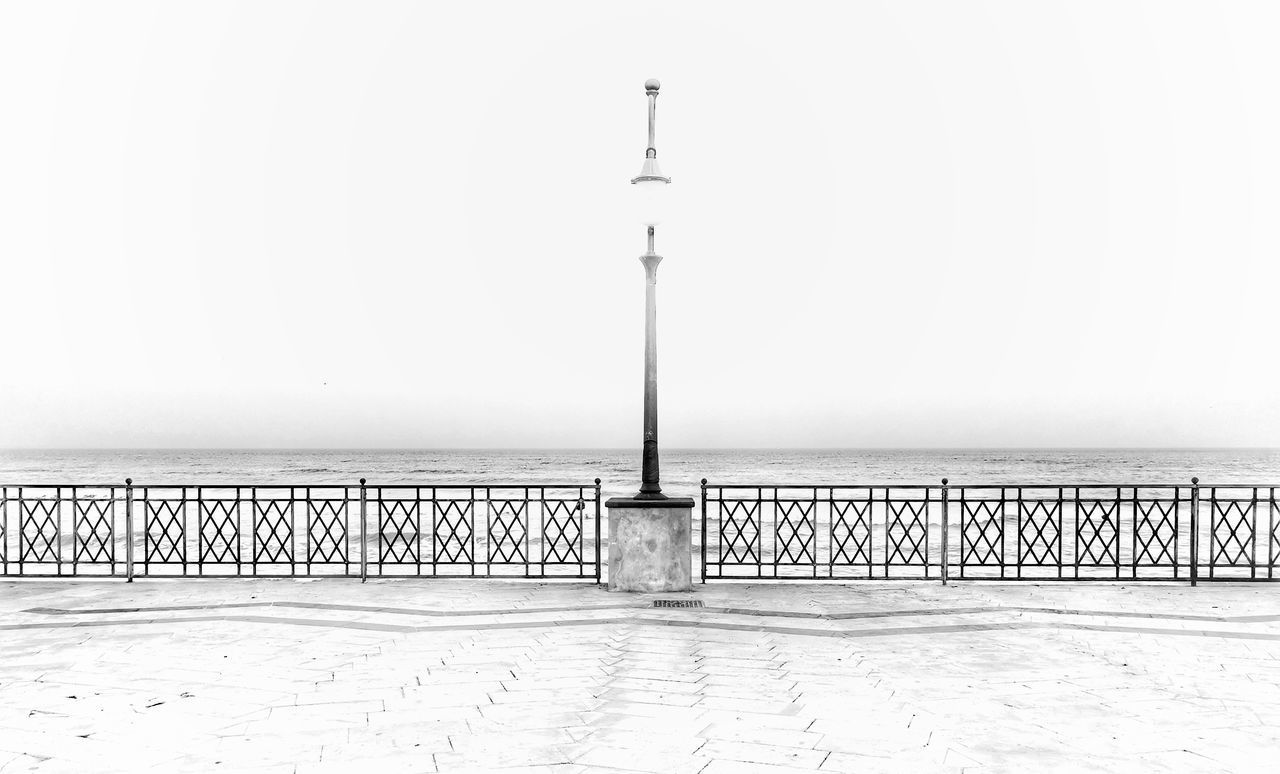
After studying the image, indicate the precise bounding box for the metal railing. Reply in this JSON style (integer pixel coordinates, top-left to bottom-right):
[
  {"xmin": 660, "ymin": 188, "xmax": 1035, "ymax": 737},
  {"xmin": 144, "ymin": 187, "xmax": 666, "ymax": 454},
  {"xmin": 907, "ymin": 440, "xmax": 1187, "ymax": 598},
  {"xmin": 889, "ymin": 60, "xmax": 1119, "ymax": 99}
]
[
  {"xmin": 0, "ymin": 479, "xmax": 602, "ymax": 580},
  {"xmin": 701, "ymin": 479, "xmax": 1280, "ymax": 583},
  {"xmin": 8, "ymin": 475, "xmax": 1275, "ymax": 584}
]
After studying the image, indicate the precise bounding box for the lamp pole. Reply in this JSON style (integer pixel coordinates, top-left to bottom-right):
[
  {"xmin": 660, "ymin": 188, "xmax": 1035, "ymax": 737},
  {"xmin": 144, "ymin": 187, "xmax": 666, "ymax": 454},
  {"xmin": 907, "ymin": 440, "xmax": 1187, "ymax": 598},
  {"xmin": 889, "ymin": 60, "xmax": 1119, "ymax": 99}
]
[
  {"xmin": 632, "ymin": 78, "xmax": 671, "ymax": 500},
  {"xmin": 604, "ymin": 78, "xmax": 692, "ymax": 592}
]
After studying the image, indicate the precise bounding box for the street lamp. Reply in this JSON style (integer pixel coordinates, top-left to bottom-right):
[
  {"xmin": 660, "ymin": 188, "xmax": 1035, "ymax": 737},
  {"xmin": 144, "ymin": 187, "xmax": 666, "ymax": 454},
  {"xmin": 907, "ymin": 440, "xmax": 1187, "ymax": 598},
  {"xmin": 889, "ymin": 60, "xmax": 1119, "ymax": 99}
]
[
  {"xmin": 604, "ymin": 78, "xmax": 694, "ymax": 593},
  {"xmin": 632, "ymin": 78, "xmax": 670, "ymax": 500}
]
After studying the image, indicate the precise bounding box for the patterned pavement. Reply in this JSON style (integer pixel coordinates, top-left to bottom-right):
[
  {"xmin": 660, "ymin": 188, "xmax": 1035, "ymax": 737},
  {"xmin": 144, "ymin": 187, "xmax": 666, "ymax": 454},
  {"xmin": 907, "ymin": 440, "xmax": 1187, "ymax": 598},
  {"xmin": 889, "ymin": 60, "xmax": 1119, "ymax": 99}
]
[{"xmin": 2, "ymin": 580, "xmax": 1279, "ymax": 773}]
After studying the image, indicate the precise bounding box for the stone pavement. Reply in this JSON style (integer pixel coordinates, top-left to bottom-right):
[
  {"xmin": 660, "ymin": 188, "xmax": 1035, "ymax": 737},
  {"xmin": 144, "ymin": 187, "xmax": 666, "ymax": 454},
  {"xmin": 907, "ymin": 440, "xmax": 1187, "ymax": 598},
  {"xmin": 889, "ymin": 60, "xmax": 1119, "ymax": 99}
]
[{"xmin": 2, "ymin": 580, "xmax": 1279, "ymax": 773}]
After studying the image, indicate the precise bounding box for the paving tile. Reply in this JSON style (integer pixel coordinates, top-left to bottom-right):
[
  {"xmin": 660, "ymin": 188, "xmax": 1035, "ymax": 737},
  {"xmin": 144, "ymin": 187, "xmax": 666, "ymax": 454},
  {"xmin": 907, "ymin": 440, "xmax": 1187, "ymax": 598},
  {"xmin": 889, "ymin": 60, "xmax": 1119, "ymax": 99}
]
[
  {"xmin": 578, "ymin": 727, "xmax": 706, "ymax": 755},
  {"xmin": 699, "ymin": 682, "xmax": 797, "ymax": 701},
  {"xmin": 572, "ymin": 745, "xmax": 708, "ymax": 774},
  {"xmin": 698, "ymin": 739, "xmax": 828, "ymax": 767},
  {"xmin": 487, "ymin": 687, "xmax": 599, "ymax": 705},
  {"xmin": 695, "ymin": 708, "xmax": 816, "ymax": 731},
  {"xmin": 606, "ymin": 676, "xmax": 704, "ymax": 695},
  {"xmin": 697, "ymin": 722, "xmax": 823, "ymax": 748},
  {"xmin": 596, "ymin": 688, "xmax": 704, "ymax": 707},
  {"xmin": 386, "ymin": 690, "xmax": 495, "ymax": 710},
  {"xmin": 584, "ymin": 702, "xmax": 708, "ymax": 723},
  {"xmin": 472, "ymin": 707, "xmax": 587, "ymax": 728},
  {"xmin": 602, "ymin": 667, "xmax": 706, "ymax": 684},
  {"xmin": 818, "ymin": 751, "xmax": 959, "ymax": 774},
  {"xmin": 696, "ymin": 695, "xmax": 803, "ymax": 715},
  {"xmin": 365, "ymin": 707, "xmax": 482, "ymax": 727},
  {"xmin": 296, "ymin": 754, "xmax": 437, "ymax": 773},
  {"xmin": 699, "ymin": 760, "xmax": 829, "ymax": 774},
  {"xmin": 699, "ymin": 672, "xmax": 792, "ymax": 688},
  {"xmin": 433, "ymin": 743, "xmax": 575, "ymax": 770},
  {"xmin": 446, "ymin": 767, "xmax": 586, "ymax": 774},
  {"xmin": 501, "ymin": 676, "xmax": 602, "ymax": 692}
]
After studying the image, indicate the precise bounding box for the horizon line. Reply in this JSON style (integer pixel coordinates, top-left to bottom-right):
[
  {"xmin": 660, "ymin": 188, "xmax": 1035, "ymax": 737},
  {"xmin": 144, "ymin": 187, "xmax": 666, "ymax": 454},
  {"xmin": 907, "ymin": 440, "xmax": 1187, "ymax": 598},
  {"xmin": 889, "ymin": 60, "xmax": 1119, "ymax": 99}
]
[{"xmin": 3, "ymin": 446, "xmax": 1278, "ymax": 453}]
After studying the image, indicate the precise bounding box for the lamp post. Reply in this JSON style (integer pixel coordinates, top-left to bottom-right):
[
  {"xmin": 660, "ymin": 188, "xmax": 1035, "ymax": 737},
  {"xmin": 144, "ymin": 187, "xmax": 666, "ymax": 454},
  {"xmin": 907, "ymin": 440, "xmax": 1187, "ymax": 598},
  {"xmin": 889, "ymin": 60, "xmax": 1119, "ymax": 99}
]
[
  {"xmin": 604, "ymin": 79, "xmax": 694, "ymax": 592},
  {"xmin": 632, "ymin": 78, "xmax": 670, "ymax": 500}
]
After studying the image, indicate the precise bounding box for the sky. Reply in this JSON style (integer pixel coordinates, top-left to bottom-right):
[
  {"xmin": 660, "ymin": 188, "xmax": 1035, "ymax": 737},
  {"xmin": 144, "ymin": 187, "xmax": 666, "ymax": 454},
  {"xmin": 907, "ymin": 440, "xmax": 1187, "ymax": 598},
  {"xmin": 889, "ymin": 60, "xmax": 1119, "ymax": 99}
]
[{"xmin": 1, "ymin": 1, "xmax": 1278, "ymax": 449}]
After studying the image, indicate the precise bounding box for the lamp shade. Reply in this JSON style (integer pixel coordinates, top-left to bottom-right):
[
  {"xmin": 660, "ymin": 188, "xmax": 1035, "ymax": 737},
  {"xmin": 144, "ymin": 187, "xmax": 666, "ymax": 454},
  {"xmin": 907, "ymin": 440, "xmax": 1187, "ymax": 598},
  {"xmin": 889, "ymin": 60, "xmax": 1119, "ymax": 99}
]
[{"xmin": 632, "ymin": 178, "xmax": 669, "ymax": 227}]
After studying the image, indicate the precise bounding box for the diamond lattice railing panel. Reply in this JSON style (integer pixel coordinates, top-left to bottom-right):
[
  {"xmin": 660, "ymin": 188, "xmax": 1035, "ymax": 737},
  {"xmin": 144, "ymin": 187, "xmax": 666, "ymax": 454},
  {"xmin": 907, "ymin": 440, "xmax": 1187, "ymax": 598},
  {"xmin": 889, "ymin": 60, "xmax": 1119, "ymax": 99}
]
[
  {"xmin": 146, "ymin": 500, "xmax": 186, "ymax": 563},
  {"xmin": 886, "ymin": 500, "xmax": 928, "ymax": 566},
  {"xmin": 379, "ymin": 500, "xmax": 419, "ymax": 563},
  {"xmin": 962, "ymin": 501, "xmax": 1003, "ymax": 565},
  {"xmin": 20, "ymin": 499, "xmax": 61, "ymax": 563},
  {"xmin": 774, "ymin": 501, "xmax": 815, "ymax": 564},
  {"xmin": 1134, "ymin": 499, "xmax": 1178, "ymax": 566},
  {"xmin": 199, "ymin": 500, "xmax": 240, "ymax": 563},
  {"xmin": 434, "ymin": 500, "xmax": 473, "ymax": 564},
  {"xmin": 307, "ymin": 501, "xmax": 347, "ymax": 563},
  {"xmin": 1075, "ymin": 500, "xmax": 1119, "ymax": 566},
  {"xmin": 542, "ymin": 500, "xmax": 583, "ymax": 564},
  {"xmin": 75, "ymin": 499, "xmax": 114, "ymax": 564},
  {"xmin": 487, "ymin": 500, "xmax": 527, "ymax": 563},
  {"xmin": 831, "ymin": 500, "xmax": 871, "ymax": 566},
  {"xmin": 1018, "ymin": 500, "xmax": 1061, "ymax": 565},
  {"xmin": 254, "ymin": 500, "xmax": 294, "ymax": 563},
  {"xmin": 1211, "ymin": 500, "xmax": 1254, "ymax": 567},
  {"xmin": 720, "ymin": 501, "xmax": 760, "ymax": 565}
]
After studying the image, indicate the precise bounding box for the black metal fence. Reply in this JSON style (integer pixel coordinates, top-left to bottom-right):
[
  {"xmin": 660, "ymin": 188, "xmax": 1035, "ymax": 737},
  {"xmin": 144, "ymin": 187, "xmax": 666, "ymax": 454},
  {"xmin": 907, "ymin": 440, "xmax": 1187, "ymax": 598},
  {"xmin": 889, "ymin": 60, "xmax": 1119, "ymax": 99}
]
[
  {"xmin": 9, "ymin": 475, "xmax": 1277, "ymax": 584},
  {"xmin": 0, "ymin": 479, "xmax": 602, "ymax": 579},
  {"xmin": 701, "ymin": 479, "xmax": 1280, "ymax": 583}
]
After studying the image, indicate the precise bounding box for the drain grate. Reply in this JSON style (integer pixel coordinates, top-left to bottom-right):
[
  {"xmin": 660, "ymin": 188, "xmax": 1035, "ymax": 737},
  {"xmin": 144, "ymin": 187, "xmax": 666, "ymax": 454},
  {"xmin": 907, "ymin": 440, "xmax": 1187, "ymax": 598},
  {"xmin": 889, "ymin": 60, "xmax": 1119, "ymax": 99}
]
[{"xmin": 654, "ymin": 599, "xmax": 704, "ymax": 608}]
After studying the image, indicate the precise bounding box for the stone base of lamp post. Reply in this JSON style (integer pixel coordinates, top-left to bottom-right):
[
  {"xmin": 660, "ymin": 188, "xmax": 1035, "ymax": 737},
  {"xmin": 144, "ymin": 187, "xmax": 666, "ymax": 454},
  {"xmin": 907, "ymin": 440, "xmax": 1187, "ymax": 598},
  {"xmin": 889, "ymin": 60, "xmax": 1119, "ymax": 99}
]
[{"xmin": 604, "ymin": 497, "xmax": 695, "ymax": 592}]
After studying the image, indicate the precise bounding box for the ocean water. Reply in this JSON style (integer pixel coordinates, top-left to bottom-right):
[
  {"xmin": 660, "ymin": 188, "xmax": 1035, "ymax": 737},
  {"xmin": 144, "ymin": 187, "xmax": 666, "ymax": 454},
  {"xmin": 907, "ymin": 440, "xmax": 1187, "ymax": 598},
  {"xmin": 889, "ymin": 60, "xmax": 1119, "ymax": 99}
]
[{"xmin": 1, "ymin": 448, "xmax": 1277, "ymax": 501}]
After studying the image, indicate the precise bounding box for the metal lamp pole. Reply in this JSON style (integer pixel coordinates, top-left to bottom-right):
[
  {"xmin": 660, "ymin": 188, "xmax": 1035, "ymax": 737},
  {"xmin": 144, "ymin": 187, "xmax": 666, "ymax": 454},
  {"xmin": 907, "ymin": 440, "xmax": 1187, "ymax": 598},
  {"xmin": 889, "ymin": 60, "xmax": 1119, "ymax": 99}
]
[
  {"xmin": 631, "ymin": 78, "xmax": 671, "ymax": 500},
  {"xmin": 604, "ymin": 79, "xmax": 693, "ymax": 592}
]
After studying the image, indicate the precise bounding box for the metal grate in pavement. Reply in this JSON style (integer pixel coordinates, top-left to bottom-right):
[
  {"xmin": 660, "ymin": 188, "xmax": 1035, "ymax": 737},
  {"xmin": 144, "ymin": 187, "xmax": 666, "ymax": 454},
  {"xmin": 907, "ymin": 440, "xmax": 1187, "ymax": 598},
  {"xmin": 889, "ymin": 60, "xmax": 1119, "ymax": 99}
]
[{"xmin": 653, "ymin": 599, "xmax": 704, "ymax": 608}]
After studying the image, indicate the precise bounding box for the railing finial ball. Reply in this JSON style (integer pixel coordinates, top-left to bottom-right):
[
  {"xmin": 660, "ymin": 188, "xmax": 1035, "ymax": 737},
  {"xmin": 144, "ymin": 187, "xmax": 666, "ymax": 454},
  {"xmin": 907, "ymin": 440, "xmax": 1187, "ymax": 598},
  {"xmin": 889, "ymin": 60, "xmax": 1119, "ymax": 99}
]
[
  {"xmin": 645, "ymin": 78, "xmax": 660, "ymax": 92},
  {"xmin": 595, "ymin": 478, "xmax": 601, "ymax": 485},
  {"xmin": 1192, "ymin": 477, "xmax": 1199, "ymax": 485},
  {"xmin": 360, "ymin": 478, "xmax": 367, "ymax": 485},
  {"xmin": 125, "ymin": 477, "xmax": 132, "ymax": 485},
  {"xmin": 941, "ymin": 478, "xmax": 948, "ymax": 485},
  {"xmin": 701, "ymin": 478, "xmax": 708, "ymax": 485}
]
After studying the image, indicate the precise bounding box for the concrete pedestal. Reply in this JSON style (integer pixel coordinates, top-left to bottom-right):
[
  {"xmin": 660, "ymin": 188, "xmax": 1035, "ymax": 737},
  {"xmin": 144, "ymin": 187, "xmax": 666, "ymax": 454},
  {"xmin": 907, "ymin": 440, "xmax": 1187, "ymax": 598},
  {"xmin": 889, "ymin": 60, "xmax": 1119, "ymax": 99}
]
[{"xmin": 604, "ymin": 497, "xmax": 695, "ymax": 592}]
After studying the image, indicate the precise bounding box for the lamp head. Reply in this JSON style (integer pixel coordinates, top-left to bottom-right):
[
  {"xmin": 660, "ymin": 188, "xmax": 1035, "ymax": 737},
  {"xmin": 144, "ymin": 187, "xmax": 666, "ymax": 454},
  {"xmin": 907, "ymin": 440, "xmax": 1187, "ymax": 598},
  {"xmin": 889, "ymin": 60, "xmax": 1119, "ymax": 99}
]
[{"xmin": 631, "ymin": 78, "xmax": 670, "ymax": 226}]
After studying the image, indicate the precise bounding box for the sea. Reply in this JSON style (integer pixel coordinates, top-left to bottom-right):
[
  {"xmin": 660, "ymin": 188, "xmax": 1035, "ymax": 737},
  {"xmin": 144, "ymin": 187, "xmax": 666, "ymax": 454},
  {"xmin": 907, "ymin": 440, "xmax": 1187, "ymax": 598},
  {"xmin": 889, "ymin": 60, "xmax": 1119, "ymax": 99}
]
[{"xmin": 1, "ymin": 449, "xmax": 1277, "ymax": 501}]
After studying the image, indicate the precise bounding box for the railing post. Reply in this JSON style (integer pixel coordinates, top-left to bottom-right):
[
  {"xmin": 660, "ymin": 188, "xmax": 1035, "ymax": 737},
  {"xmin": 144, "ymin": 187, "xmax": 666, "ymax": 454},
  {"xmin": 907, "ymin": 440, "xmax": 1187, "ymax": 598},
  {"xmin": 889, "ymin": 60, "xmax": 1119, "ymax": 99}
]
[
  {"xmin": 700, "ymin": 479, "xmax": 708, "ymax": 583},
  {"xmin": 594, "ymin": 478, "xmax": 602, "ymax": 585},
  {"xmin": 124, "ymin": 478, "xmax": 134, "ymax": 582},
  {"xmin": 359, "ymin": 478, "xmax": 368, "ymax": 583},
  {"xmin": 1190, "ymin": 477, "xmax": 1199, "ymax": 587},
  {"xmin": 940, "ymin": 478, "xmax": 949, "ymax": 586}
]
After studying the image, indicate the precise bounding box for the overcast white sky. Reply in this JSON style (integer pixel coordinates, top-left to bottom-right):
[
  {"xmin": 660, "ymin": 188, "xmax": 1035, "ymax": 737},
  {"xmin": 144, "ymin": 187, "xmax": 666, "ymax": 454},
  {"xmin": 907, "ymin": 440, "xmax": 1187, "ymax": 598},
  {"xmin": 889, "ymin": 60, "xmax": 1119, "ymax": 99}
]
[{"xmin": 1, "ymin": 1, "xmax": 1277, "ymax": 448}]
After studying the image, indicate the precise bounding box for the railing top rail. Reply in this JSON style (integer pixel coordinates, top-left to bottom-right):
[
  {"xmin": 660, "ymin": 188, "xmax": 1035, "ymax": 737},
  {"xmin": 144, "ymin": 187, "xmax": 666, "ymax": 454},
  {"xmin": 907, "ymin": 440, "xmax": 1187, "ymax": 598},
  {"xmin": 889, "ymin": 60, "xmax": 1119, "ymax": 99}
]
[
  {"xmin": 703, "ymin": 481, "xmax": 1278, "ymax": 490},
  {"xmin": 704, "ymin": 483, "xmax": 943, "ymax": 490},
  {"xmin": 947, "ymin": 483, "xmax": 1191, "ymax": 489},
  {"xmin": 366, "ymin": 483, "xmax": 598, "ymax": 490},
  {"xmin": 0, "ymin": 481, "xmax": 600, "ymax": 488},
  {"xmin": 0, "ymin": 483, "xmax": 125, "ymax": 489},
  {"xmin": 0, "ymin": 482, "xmax": 369, "ymax": 489},
  {"xmin": 943, "ymin": 482, "xmax": 1276, "ymax": 489},
  {"xmin": 957, "ymin": 481, "xmax": 1274, "ymax": 486}
]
